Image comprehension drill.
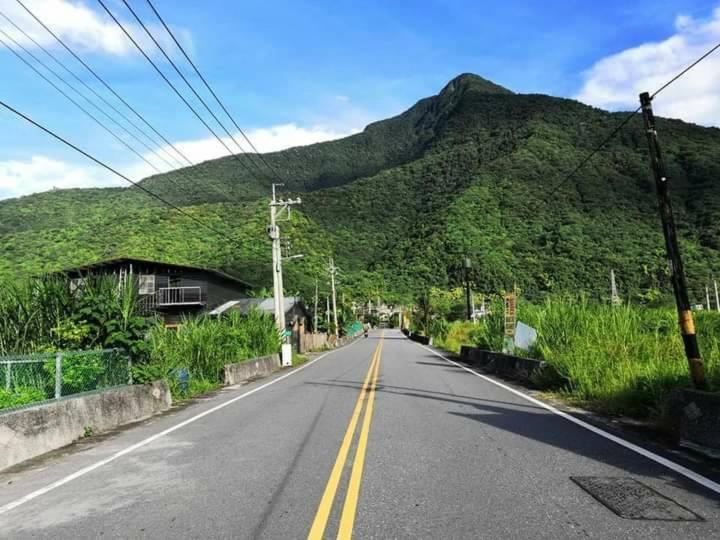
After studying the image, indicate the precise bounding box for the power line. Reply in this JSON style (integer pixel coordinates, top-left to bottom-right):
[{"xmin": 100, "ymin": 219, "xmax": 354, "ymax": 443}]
[
  {"xmin": 651, "ymin": 41, "xmax": 720, "ymax": 99},
  {"xmin": 124, "ymin": 0, "xmax": 271, "ymax": 180},
  {"xmin": 0, "ymin": 30, "xmax": 165, "ymax": 176},
  {"xmin": 0, "ymin": 26, "xmax": 182, "ymax": 175},
  {"xmin": 10, "ymin": 1, "xmax": 265, "ymax": 207},
  {"xmin": 119, "ymin": 0, "xmax": 266, "ymax": 178},
  {"xmin": 14, "ymin": 0, "xmax": 189, "ymax": 168},
  {"xmin": 540, "ymin": 38, "xmax": 720, "ymax": 201},
  {"xmin": 95, "ymin": 0, "xmax": 262, "ymax": 183},
  {"xmin": 0, "ymin": 9, "xmax": 183, "ymax": 170},
  {"xmin": 0, "ymin": 98, "xmax": 270, "ymax": 261},
  {"xmin": 143, "ymin": 0, "xmax": 296, "ymax": 184}
]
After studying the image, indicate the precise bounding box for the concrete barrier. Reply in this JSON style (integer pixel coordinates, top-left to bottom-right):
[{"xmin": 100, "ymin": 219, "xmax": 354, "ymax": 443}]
[
  {"xmin": 664, "ymin": 388, "xmax": 720, "ymax": 457},
  {"xmin": 408, "ymin": 333, "xmax": 431, "ymax": 345},
  {"xmin": 458, "ymin": 346, "xmax": 556, "ymax": 385},
  {"xmin": 0, "ymin": 381, "xmax": 171, "ymax": 472},
  {"xmin": 223, "ymin": 354, "xmax": 280, "ymax": 385}
]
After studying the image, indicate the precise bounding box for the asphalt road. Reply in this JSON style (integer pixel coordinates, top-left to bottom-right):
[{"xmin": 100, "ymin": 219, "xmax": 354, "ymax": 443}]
[{"xmin": 1, "ymin": 329, "xmax": 719, "ymax": 539}]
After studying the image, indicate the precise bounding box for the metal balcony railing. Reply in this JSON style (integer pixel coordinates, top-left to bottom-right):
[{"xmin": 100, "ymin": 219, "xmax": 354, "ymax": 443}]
[{"xmin": 156, "ymin": 286, "xmax": 204, "ymax": 306}]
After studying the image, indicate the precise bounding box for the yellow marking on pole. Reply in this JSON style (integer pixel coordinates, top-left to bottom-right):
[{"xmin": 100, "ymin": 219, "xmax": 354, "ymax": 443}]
[
  {"xmin": 307, "ymin": 339, "xmax": 382, "ymax": 540},
  {"xmin": 336, "ymin": 335, "xmax": 383, "ymax": 539},
  {"xmin": 680, "ymin": 309, "xmax": 696, "ymax": 335}
]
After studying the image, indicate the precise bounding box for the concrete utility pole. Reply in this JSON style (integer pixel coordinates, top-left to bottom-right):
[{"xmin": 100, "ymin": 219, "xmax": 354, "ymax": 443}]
[
  {"xmin": 326, "ymin": 296, "xmax": 331, "ymax": 333},
  {"xmin": 640, "ymin": 92, "xmax": 706, "ymax": 389},
  {"xmin": 314, "ymin": 280, "xmax": 319, "ymax": 333},
  {"xmin": 464, "ymin": 257, "xmax": 472, "ymax": 321},
  {"xmin": 268, "ymin": 184, "xmax": 301, "ymax": 366},
  {"xmin": 715, "ymin": 280, "xmax": 720, "ymax": 313},
  {"xmin": 707, "ymin": 286, "xmax": 712, "ymax": 311},
  {"xmin": 328, "ymin": 258, "xmax": 339, "ymax": 339},
  {"xmin": 611, "ymin": 270, "xmax": 620, "ymax": 305}
]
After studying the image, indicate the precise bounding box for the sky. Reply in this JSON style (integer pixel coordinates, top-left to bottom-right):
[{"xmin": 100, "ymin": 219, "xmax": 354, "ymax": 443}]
[{"xmin": 0, "ymin": 0, "xmax": 718, "ymax": 200}]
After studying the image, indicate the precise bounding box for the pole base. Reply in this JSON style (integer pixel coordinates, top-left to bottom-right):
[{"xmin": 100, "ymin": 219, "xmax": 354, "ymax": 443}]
[{"xmin": 281, "ymin": 343, "xmax": 293, "ymax": 367}]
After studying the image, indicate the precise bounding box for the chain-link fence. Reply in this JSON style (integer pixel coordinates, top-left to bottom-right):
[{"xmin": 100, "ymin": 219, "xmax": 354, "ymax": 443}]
[{"xmin": 0, "ymin": 348, "xmax": 131, "ymax": 414}]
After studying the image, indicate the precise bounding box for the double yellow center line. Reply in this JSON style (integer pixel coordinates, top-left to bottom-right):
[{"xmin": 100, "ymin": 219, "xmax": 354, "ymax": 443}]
[{"xmin": 308, "ymin": 333, "xmax": 384, "ymax": 540}]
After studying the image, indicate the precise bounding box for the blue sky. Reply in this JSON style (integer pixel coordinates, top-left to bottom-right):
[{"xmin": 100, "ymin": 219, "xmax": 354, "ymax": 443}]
[{"xmin": 0, "ymin": 0, "xmax": 719, "ymax": 199}]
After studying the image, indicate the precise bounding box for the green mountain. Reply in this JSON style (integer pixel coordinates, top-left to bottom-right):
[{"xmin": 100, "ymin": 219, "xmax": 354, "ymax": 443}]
[{"xmin": 2, "ymin": 73, "xmax": 720, "ymax": 304}]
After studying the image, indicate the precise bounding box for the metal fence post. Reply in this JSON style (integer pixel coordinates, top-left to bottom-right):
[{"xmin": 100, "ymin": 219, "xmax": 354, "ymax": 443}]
[
  {"xmin": 128, "ymin": 355, "xmax": 133, "ymax": 385},
  {"xmin": 5, "ymin": 361, "xmax": 10, "ymax": 391},
  {"xmin": 55, "ymin": 352, "xmax": 62, "ymax": 399}
]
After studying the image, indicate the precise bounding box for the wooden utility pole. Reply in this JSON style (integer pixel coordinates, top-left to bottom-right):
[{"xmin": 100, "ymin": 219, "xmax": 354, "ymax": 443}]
[{"xmin": 640, "ymin": 92, "xmax": 706, "ymax": 389}]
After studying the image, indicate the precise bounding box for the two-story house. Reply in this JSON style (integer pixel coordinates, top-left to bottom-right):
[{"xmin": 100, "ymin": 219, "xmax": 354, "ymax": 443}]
[{"xmin": 64, "ymin": 258, "xmax": 253, "ymax": 325}]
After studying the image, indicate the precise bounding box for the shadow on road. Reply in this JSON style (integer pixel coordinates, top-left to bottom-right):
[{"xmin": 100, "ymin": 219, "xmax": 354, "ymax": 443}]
[{"xmin": 308, "ymin": 350, "xmax": 720, "ymax": 505}]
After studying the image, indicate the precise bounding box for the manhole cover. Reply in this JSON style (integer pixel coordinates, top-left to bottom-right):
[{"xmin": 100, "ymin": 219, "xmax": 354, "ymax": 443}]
[{"xmin": 570, "ymin": 476, "xmax": 703, "ymax": 521}]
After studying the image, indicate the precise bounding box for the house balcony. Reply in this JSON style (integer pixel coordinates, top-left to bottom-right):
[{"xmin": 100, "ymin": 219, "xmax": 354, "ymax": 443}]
[{"xmin": 156, "ymin": 286, "xmax": 205, "ymax": 306}]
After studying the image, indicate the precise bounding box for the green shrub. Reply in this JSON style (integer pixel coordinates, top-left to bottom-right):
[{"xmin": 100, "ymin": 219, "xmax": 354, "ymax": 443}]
[
  {"xmin": 139, "ymin": 309, "xmax": 280, "ymax": 397},
  {"xmin": 0, "ymin": 387, "xmax": 46, "ymax": 410}
]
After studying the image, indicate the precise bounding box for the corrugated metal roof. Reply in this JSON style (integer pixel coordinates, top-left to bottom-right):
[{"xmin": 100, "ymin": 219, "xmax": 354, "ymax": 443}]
[{"xmin": 58, "ymin": 257, "xmax": 254, "ymax": 289}]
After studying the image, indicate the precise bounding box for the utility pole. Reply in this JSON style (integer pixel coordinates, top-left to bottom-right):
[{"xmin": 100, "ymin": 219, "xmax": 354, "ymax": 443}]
[
  {"xmin": 326, "ymin": 295, "xmax": 331, "ymax": 333},
  {"xmin": 707, "ymin": 286, "xmax": 712, "ymax": 311},
  {"xmin": 640, "ymin": 92, "xmax": 706, "ymax": 389},
  {"xmin": 268, "ymin": 184, "xmax": 301, "ymax": 366},
  {"xmin": 715, "ymin": 280, "xmax": 720, "ymax": 313},
  {"xmin": 464, "ymin": 257, "xmax": 472, "ymax": 321},
  {"xmin": 611, "ymin": 270, "xmax": 620, "ymax": 305},
  {"xmin": 314, "ymin": 279, "xmax": 319, "ymax": 333},
  {"xmin": 328, "ymin": 258, "xmax": 339, "ymax": 339}
]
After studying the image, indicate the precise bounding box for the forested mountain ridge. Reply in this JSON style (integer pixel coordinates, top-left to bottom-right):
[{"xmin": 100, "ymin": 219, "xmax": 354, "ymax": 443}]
[{"xmin": 1, "ymin": 73, "xmax": 720, "ymax": 303}]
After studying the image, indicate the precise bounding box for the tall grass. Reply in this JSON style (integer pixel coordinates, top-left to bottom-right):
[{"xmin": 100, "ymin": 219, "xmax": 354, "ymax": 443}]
[
  {"xmin": 435, "ymin": 298, "xmax": 720, "ymax": 418},
  {"xmin": 0, "ymin": 275, "xmax": 149, "ymax": 356},
  {"xmin": 144, "ymin": 309, "xmax": 280, "ymax": 393}
]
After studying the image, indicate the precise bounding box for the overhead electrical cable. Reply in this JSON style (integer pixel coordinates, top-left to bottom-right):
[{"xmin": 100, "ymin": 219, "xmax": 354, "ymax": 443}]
[
  {"xmin": 121, "ymin": 0, "xmax": 269, "ymax": 179},
  {"xmin": 144, "ymin": 0, "xmax": 300, "ymax": 183},
  {"xmin": 0, "ymin": 98, "xmax": 270, "ymax": 260},
  {"xmin": 10, "ymin": 1, "xmax": 266, "ymax": 206},
  {"xmin": 541, "ymin": 38, "xmax": 720, "ymax": 201},
  {"xmin": 96, "ymin": 0, "xmax": 263, "ymax": 182},
  {"xmin": 0, "ymin": 9, "xmax": 182, "ymax": 170},
  {"xmin": 15, "ymin": 0, "xmax": 190, "ymax": 167},
  {"xmin": 0, "ymin": 30, "xmax": 166, "ymax": 175}
]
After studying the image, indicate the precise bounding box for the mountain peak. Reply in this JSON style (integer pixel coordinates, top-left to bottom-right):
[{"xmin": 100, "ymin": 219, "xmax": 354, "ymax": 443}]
[{"xmin": 440, "ymin": 73, "xmax": 513, "ymax": 96}]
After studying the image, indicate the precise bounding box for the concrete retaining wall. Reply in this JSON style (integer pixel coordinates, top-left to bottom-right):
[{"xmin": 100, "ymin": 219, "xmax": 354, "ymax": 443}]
[
  {"xmin": 664, "ymin": 388, "xmax": 720, "ymax": 456},
  {"xmin": 459, "ymin": 346, "xmax": 555, "ymax": 385},
  {"xmin": 0, "ymin": 381, "xmax": 171, "ymax": 472},
  {"xmin": 223, "ymin": 354, "xmax": 280, "ymax": 385}
]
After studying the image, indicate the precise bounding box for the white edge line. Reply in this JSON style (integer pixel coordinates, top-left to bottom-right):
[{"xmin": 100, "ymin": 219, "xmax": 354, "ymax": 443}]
[
  {"xmin": 412, "ymin": 341, "xmax": 720, "ymax": 495},
  {"xmin": 0, "ymin": 340, "xmax": 360, "ymax": 516}
]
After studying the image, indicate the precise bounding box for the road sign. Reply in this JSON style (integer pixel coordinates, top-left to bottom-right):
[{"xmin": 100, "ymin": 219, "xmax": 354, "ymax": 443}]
[{"xmin": 504, "ymin": 293, "xmax": 516, "ymax": 337}]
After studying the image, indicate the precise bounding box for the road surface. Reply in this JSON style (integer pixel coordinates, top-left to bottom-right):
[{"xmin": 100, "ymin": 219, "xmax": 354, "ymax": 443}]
[{"xmin": 1, "ymin": 329, "xmax": 719, "ymax": 539}]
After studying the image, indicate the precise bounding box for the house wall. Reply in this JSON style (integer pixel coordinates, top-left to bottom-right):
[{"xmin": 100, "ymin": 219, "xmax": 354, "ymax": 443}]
[{"xmin": 206, "ymin": 276, "xmax": 250, "ymax": 311}]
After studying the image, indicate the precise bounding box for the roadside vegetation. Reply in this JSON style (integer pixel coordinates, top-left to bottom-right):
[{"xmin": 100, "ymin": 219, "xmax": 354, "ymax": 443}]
[
  {"xmin": 136, "ymin": 310, "xmax": 280, "ymax": 397},
  {"xmin": 0, "ymin": 275, "xmax": 282, "ymax": 409},
  {"xmin": 419, "ymin": 290, "xmax": 720, "ymax": 419}
]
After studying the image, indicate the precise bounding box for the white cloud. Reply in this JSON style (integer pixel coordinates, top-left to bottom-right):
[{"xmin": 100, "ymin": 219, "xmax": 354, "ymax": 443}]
[
  {"xmin": 131, "ymin": 123, "xmax": 359, "ymax": 179},
  {"xmin": 0, "ymin": 123, "xmax": 358, "ymax": 199},
  {"xmin": 575, "ymin": 6, "xmax": 720, "ymax": 126},
  {"xmin": 0, "ymin": 0, "xmax": 190, "ymax": 57},
  {"xmin": 0, "ymin": 155, "xmax": 121, "ymax": 198}
]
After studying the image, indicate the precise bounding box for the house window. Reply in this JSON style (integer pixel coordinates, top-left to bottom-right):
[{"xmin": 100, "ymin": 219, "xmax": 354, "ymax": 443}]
[{"xmin": 139, "ymin": 274, "xmax": 156, "ymax": 295}]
